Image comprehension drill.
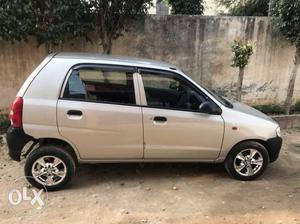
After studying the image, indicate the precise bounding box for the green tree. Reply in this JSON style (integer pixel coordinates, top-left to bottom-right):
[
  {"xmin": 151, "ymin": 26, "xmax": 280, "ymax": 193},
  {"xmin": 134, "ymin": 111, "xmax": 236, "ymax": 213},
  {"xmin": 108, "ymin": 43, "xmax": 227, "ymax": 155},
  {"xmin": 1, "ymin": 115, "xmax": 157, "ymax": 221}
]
[
  {"xmin": 217, "ymin": 0, "xmax": 269, "ymax": 16},
  {"xmin": 231, "ymin": 39, "xmax": 254, "ymax": 102},
  {"xmin": 0, "ymin": 0, "xmax": 92, "ymax": 53},
  {"xmin": 272, "ymin": 0, "xmax": 300, "ymax": 114},
  {"xmin": 0, "ymin": 0, "xmax": 33, "ymax": 42},
  {"xmin": 87, "ymin": 0, "xmax": 152, "ymax": 54},
  {"xmin": 31, "ymin": 0, "xmax": 92, "ymax": 53},
  {"xmin": 161, "ymin": 0, "xmax": 204, "ymax": 15}
]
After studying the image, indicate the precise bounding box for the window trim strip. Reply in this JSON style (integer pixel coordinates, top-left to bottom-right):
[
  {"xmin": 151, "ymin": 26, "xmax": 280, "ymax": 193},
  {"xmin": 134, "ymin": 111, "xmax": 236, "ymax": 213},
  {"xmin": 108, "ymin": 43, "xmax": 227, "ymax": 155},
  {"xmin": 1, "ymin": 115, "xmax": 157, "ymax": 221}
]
[{"xmin": 58, "ymin": 64, "xmax": 222, "ymax": 115}]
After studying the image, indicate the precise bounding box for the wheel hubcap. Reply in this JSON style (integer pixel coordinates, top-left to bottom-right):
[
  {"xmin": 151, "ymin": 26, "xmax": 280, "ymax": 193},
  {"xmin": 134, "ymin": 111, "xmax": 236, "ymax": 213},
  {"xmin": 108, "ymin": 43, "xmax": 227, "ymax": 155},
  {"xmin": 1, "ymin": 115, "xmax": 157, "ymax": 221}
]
[
  {"xmin": 32, "ymin": 156, "xmax": 67, "ymax": 186},
  {"xmin": 234, "ymin": 149, "xmax": 263, "ymax": 177}
]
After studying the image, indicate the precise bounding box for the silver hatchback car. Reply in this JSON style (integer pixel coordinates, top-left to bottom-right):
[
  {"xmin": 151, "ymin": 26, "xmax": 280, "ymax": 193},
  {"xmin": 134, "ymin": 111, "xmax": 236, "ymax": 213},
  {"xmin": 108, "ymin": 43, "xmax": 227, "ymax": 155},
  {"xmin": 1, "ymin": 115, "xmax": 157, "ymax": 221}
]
[{"xmin": 7, "ymin": 53, "xmax": 282, "ymax": 190}]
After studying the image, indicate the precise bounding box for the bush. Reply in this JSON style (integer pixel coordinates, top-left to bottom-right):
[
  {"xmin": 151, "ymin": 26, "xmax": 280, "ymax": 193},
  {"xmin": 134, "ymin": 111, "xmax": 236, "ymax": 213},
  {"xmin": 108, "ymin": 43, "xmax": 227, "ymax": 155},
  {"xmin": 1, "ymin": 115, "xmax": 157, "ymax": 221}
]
[
  {"xmin": 253, "ymin": 101, "xmax": 300, "ymax": 115},
  {"xmin": 253, "ymin": 104, "xmax": 285, "ymax": 115},
  {"xmin": 0, "ymin": 111, "xmax": 10, "ymax": 133},
  {"xmin": 291, "ymin": 100, "xmax": 300, "ymax": 114}
]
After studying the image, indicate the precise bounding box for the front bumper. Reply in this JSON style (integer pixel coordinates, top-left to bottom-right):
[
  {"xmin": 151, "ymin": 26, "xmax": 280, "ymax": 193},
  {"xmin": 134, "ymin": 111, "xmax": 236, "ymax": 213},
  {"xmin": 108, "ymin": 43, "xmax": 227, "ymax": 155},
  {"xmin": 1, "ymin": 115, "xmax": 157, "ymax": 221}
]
[
  {"xmin": 267, "ymin": 136, "xmax": 283, "ymax": 162},
  {"xmin": 6, "ymin": 127, "xmax": 33, "ymax": 161}
]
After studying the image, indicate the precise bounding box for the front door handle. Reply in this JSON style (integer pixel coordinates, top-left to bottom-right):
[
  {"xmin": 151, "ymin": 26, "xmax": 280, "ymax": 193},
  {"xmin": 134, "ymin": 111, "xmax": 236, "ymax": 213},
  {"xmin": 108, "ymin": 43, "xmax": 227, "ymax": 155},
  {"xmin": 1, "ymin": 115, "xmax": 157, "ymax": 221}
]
[
  {"xmin": 67, "ymin": 110, "xmax": 82, "ymax": 116},
  {"xmin": 153, "ymin": 116, "xmax": 167, "ymax": 122}
]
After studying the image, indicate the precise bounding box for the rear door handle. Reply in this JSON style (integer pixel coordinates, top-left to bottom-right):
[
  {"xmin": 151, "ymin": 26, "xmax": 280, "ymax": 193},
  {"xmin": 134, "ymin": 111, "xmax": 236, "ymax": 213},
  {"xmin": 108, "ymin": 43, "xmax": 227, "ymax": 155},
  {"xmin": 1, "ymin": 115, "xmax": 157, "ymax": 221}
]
[
  {"xmin": 67, "ymin": 110, "xmax": 82, "ymax": 116},
  {"xmin": 153, "ymin": 116, "xmax": 167, "ymax": 122}
]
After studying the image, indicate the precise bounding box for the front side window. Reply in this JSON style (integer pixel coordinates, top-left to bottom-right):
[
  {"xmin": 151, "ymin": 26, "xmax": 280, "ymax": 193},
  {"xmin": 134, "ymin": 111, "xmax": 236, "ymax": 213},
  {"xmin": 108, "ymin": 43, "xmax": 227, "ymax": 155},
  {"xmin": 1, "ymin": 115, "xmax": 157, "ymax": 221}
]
[
  {"xmin": 63, "ymin": 66, "xmax": 136, "ymax": 105},
  {"xmin": 141, "ymin": 71, "xmax": 207, "ymax": 112}
]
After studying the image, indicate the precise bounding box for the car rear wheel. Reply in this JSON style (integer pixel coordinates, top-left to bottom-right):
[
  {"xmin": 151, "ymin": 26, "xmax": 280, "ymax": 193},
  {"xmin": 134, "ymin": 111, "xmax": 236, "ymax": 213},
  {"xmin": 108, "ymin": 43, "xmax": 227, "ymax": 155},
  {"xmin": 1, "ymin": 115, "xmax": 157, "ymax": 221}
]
[
  {"xmin": 24, "ymin": 145, "xmax": 76, "ymax": 191},
  {"xmin": 225, "ymin": 141, "xmax": 269, "ymax": 180}
]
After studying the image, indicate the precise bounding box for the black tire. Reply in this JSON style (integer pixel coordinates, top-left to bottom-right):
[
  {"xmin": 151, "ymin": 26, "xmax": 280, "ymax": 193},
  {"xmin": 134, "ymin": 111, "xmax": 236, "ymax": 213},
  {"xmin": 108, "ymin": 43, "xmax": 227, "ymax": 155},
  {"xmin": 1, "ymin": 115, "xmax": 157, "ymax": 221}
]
[
  {"xmin": 24, "ymin": 145, "xmax": 76, "ymax": 191},
  {"xmin": 225, "ymin": 141, "xmax": 269, "ymax": 181}
]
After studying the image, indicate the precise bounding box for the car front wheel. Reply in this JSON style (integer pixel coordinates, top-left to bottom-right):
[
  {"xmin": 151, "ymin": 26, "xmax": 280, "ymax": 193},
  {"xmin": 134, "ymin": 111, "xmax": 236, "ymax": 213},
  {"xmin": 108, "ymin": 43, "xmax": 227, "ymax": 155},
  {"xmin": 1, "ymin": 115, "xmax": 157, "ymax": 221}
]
[{"xmin": 225, "ymin": 141, "xmax": 269, "ymax": 180}]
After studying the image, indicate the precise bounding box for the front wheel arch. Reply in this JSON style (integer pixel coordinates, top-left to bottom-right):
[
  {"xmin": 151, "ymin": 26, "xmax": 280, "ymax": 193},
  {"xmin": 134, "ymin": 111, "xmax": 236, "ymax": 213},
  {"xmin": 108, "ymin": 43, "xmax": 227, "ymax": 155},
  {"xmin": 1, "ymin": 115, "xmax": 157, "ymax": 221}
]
[{"xmin": 225, "ymin": 139, "xmax": 270, "ymax": 162}]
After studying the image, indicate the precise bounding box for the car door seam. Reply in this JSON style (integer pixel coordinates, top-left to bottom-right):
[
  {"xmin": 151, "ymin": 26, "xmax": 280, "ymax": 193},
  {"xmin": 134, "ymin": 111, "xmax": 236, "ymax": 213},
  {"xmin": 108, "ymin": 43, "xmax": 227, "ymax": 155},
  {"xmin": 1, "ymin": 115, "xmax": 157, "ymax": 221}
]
[{"xmin": 135, "ymin": 72, "xmax": 146, "ymax": 159}]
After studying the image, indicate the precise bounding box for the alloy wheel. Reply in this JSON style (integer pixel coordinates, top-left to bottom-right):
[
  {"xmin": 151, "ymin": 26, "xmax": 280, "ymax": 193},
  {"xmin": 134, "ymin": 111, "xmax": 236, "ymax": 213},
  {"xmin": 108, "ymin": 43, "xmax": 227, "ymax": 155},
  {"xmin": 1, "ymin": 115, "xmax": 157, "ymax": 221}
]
[
  {"xmin": 233, "ymin": 148, "xmax": 264, "ymax": 177},
  {"xmin": 31, "ymin": 156, "xmax": 67, "ymax": 186}
]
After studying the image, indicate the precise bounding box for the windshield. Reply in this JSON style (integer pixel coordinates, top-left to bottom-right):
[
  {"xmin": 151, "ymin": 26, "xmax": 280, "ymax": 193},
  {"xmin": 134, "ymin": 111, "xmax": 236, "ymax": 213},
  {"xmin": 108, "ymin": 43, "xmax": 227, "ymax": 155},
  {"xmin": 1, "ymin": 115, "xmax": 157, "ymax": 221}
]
[
  {"xmin": 202, "ymin": 86, "xmax": 233, "ymax": 108},
  {"xmin": 179, "ymin": 70, "xmax": 233, "ymax": 108}
]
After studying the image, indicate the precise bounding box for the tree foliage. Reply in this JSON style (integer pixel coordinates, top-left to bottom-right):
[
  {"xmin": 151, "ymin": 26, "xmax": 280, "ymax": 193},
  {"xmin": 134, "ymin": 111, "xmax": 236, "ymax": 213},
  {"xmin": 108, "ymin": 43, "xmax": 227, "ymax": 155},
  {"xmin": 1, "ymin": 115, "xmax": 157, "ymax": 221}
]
[
  {"xmin": 163, "ymin": 0, "xmax": 204, "ymax": 15},
  {"xmin": 0, "ymin": 0, "xmax": 92, "ymax": 51},
  {"xmin": 231, "ymin": 40, "xmax": 254, "ymax": 69},
  {"xmin": 0, "ymin": 0, "xmax": 152, "ymax": 54},
  {"xmin": 31, "ymin": 0, "xmax": 92, "ymax": 48},
  {"xmin": 272, "ymin": 0, "xmax": 300, "ymax": 114},
  {"xmin": 0, "ymin": 0, "xmax": 33, "ymax": 41},
  {"xmin": 272, "ymin": 0, "xmax": 300, "ymax": 48},
  {"xmin": 217, "ymin": 0, "xmax": 269, "ymax": 16},
  {"xmin": 87, "ymin": 0, "xmax": 152, "ymax": 54}
]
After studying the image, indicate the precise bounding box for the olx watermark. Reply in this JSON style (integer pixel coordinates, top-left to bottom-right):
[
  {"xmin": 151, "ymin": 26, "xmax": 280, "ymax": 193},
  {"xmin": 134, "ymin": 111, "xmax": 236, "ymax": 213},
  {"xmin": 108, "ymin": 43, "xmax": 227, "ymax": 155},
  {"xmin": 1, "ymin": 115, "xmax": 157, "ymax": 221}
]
[{"xmin": 7, "ymin": 176, "xmax": 48, "ymax": 210}]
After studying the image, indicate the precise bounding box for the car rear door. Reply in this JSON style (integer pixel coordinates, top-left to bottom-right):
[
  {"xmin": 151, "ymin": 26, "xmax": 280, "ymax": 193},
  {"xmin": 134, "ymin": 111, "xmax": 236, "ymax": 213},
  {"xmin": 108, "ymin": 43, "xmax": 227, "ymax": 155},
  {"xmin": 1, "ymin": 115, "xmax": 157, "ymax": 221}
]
[
  {"xmin": 138, "ymin": 69, "xmax": 224, "ymax": 160},
  {"xmin": 57, "ymin": 65, "xmax": 144, "ymax": 160}
]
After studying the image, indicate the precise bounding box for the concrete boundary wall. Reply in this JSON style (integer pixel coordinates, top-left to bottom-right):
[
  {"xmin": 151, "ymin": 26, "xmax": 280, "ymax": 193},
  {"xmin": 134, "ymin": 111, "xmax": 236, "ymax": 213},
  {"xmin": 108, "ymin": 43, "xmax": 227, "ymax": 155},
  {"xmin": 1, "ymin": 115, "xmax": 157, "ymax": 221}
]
[
  {"xmin": 272, "ymin": 115, "xmax": 300, "ymax": 129},
  {"xmin": 0, "ymin": 15, "xmax": 299, "ymax": 109}
]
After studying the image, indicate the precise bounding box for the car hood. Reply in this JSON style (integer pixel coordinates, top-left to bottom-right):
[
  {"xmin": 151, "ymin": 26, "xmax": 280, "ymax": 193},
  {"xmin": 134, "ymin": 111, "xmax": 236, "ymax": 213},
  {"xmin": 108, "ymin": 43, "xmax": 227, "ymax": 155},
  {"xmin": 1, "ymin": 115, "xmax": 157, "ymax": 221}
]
[{"xmin": 231, "ymin": 101, "xmax": 275, "ymax": 123}]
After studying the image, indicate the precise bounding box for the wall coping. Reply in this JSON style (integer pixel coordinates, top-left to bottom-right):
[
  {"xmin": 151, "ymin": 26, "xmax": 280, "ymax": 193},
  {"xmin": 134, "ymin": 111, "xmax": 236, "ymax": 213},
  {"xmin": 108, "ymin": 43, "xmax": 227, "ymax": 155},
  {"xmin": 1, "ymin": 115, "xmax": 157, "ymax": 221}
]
[
  {"xmin": 271, "ymin": 114, "xmax": 300, "ymax": 118},
  {"xmin": 271, "ymin": 114, "xmax": 300, "ymax": 129}
]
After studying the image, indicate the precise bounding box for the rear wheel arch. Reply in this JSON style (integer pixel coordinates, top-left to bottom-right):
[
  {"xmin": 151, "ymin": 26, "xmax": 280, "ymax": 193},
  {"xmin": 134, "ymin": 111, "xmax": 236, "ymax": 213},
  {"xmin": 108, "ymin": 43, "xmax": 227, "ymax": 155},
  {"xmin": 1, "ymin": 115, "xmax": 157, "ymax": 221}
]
[{"xmin": 37, "ymin": 138, "xmax": 79, "ymax": 165}]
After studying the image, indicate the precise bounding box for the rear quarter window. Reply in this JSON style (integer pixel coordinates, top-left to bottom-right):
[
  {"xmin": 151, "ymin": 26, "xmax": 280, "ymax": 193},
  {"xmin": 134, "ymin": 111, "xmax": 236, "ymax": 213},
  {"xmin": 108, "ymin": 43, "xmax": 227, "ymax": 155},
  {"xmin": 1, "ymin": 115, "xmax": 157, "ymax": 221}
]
[{"xmin": 63, "ymin": 66, "xmax": 136, "ymax": 105}]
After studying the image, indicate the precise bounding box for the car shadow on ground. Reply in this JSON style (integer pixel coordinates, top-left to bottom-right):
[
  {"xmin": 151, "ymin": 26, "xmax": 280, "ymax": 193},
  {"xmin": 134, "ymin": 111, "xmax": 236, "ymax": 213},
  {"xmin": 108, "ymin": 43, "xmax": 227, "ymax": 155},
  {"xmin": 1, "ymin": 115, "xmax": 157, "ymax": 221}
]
[
  {"xmin": 70, "ymin": 162, "xmax": 228, "ymax": 190},
  {"xmin": 67, "ymin": 158, "xmax": 297, "ymax": 191}
]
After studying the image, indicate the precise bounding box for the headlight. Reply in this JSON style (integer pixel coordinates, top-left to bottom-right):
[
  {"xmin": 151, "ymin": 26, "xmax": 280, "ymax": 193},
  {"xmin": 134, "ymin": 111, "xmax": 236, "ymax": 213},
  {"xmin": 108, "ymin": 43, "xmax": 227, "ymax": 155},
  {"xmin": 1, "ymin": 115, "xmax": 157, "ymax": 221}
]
[{"xmin": 276, "ymin": 127, "xmax": 281, "ymax": 137}]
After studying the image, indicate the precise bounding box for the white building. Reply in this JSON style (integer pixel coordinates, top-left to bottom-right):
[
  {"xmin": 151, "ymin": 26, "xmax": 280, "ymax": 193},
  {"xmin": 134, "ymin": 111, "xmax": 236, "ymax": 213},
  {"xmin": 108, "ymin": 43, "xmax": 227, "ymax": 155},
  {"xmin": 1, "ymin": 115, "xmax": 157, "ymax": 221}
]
[
  {"xmin": 149, "ymin": 0, "xmax": 220, "ymax": 15},
  {"xmin": 149, "ymin": 1, "xmax": 170, "ymax": 15}
]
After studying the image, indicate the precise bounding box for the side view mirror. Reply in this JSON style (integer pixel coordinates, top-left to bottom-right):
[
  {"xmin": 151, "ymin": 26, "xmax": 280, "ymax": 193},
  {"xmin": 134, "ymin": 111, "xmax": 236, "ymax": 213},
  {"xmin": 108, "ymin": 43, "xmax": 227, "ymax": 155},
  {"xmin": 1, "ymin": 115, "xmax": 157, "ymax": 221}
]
[{"xmin": 199, "ymin": 101, "xmax": 222, "ymax": 115}]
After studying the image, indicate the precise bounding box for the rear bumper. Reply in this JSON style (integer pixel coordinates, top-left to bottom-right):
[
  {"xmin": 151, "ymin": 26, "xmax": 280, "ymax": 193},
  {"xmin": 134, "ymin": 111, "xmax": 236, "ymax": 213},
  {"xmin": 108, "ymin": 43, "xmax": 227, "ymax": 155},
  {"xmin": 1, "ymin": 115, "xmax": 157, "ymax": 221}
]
[
  {"xmin": 267, "ymin": 136, "xmax": 283, "ymax": 162},
  {"xmin": 6, "ymin": 127, "xmax": 33, "ymax": 161}
]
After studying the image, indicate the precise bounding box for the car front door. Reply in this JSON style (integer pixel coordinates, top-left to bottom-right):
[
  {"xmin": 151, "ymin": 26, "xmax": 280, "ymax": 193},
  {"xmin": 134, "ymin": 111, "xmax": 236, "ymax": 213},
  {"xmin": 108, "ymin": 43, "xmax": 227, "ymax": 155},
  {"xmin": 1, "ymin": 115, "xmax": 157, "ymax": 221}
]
[
  {"xmin": 57, "ymin": 65, "xmax": 143, "ymax": 160},
  {"xmin": 139, "ymin": 69, "xmax": 224, "ymax": 160}
]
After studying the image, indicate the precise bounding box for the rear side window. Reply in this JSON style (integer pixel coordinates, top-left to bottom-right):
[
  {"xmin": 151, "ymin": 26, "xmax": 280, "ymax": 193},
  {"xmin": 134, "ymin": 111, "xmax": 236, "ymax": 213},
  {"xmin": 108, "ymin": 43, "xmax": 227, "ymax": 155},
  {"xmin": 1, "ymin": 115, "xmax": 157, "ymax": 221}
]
[{"xmin": 63, "ymin": 66, "xmax": 136, "ymax": 105}]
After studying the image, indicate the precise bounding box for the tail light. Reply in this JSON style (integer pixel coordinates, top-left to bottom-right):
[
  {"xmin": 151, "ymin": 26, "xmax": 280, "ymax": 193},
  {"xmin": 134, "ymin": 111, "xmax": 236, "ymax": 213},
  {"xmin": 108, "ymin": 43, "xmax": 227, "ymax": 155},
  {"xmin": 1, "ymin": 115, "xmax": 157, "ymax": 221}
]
[{"xmin": 9, "ymin": 97, "xmax": 23, "ymax": 128}]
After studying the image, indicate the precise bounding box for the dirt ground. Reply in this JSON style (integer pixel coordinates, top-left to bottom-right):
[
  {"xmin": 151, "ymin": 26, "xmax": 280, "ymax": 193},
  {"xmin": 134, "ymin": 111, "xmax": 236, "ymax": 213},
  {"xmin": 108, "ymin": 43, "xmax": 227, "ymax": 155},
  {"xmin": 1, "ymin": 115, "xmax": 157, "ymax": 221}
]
[{"xmin": 0, "ymin": 130, "xmax": 299, "ymax": 224}]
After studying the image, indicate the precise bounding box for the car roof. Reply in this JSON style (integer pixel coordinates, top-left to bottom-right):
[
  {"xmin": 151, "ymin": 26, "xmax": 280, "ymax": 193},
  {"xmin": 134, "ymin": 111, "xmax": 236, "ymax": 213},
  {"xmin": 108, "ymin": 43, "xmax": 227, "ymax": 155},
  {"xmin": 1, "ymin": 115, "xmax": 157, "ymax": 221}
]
[{"xmin": 54, "ymin": 52, "xmax": 179, "ymax": 71}]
